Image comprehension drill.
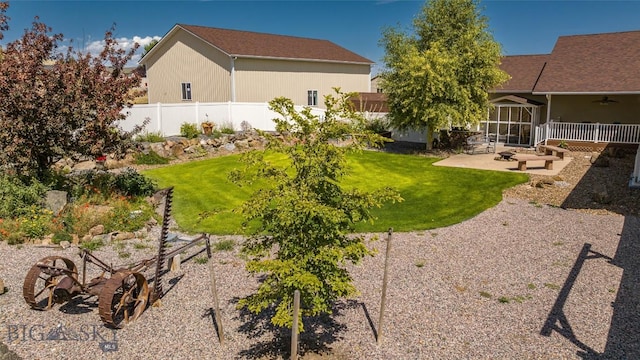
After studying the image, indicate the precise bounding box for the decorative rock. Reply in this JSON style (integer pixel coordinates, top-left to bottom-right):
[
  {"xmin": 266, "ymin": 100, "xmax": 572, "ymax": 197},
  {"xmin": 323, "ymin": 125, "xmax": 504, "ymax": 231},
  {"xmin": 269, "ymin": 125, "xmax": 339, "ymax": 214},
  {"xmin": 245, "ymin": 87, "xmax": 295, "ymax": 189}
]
[
  {"xmin": 89, "ymin": 224, "xmax": 105, "ymax": 236},
  {"xmin": 223, "ymin": 142, "xmax": 236, "ymax": 152},
  {"xmin": 113, "ymin": 232, "xmax": 135, "ymax": 241},
  {"xmin": 134, "ymin": 228, "xmax": 148, "ymax": 239},
  {"xmin": 59, "ymin": 240, "xmax": 71, "ymax": 249},
  {"xmin": 73, "ymin": 160, "xmax": 96, "ymax": 171},
  {"xmin": 82, "ymin": 234, "xmax": 92, "ymax": 243},
  {"xmin": 235, "ymin": 139, "xmax": 250, "ymax": 149},
  {"xmin": 92, "ymin": 234, "xmax": 111, "ymax": 243},
  {"xmin": 41, "ymin": 235, "xmax": 53, "ymax": 246},
  {"xmin": 45, "ymin": 190, "xmax": 68, "ymax": 216},
  {"xmin": 169, "ymin": 254, "xmax": 181, "ymax": 272}
]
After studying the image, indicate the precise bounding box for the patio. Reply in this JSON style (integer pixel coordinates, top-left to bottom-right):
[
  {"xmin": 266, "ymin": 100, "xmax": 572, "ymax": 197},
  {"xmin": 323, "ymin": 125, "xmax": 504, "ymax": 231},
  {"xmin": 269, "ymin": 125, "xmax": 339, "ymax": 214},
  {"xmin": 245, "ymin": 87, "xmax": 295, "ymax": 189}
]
[{"xmin": 433, "ymin": 144, "xmax": 573, "ymax": 175}]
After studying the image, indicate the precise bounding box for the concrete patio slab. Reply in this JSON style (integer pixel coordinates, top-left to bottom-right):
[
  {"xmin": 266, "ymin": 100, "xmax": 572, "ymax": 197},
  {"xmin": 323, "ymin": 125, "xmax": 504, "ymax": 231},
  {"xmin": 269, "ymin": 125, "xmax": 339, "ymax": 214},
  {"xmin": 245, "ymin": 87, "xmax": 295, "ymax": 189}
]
[{"xmin": 433, "ymin": 146, "xmax": 573, "ymax": 176}]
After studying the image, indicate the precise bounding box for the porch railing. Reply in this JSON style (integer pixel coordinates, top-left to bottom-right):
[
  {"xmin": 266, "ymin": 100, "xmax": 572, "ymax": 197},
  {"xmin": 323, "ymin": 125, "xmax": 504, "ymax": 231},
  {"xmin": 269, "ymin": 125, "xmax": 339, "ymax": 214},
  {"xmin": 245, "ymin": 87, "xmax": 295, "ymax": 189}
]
[{"xmin": 534, "ymin": 121, "xmax": 640, "ymax": 145}]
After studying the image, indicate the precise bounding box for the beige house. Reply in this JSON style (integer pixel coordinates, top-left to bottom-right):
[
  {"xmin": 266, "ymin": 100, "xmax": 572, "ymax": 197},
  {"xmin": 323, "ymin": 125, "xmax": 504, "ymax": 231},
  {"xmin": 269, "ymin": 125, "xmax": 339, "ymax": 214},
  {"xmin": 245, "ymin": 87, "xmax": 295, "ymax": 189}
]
[
  {"xmin": 140, "ymin": 24, "xmax": 373, "ymax": 107},
  {"xmin": 487, "ymin": 30, "xmax": 640, "ymax": 147}
]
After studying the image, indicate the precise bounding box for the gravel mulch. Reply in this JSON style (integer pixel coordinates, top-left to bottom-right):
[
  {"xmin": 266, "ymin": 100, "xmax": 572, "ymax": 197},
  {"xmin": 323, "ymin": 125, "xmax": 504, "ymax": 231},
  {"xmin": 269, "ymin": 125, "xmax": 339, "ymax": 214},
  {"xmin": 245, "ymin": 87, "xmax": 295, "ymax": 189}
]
[
  {"xmin": 1, "ymin": 197, "xmax": 639, "ymax": 359},
  {"xmin": 1, "ymin": 147, "xmax": 639, "ymax": 359}
]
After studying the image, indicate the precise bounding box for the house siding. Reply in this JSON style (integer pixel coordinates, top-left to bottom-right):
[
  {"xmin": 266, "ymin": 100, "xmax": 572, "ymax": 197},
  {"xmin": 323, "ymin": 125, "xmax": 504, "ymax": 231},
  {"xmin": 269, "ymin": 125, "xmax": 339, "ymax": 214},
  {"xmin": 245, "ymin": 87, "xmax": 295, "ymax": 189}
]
[
  {"xmin": 548, "ymin": 95, "xmax": 640, "ymax": 124},
  {"xmin": 234, "ymin": 58, "xmax": 371, "ymax": 107},
  {"xmin": 144, "ymin": 30, "xmax": 231, "ymax": 103}
]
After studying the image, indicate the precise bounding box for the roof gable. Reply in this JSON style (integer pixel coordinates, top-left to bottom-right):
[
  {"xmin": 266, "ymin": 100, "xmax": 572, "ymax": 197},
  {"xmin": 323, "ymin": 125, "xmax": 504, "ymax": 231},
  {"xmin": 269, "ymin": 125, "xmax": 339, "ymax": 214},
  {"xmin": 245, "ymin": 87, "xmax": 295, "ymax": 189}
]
[
  {"xmin": 175, "ymin": 24, "xmax": 373, "ymax": 64},
  {"xmin": 533, "ymin": 30, "xmax": 640, "ymax": 94}
]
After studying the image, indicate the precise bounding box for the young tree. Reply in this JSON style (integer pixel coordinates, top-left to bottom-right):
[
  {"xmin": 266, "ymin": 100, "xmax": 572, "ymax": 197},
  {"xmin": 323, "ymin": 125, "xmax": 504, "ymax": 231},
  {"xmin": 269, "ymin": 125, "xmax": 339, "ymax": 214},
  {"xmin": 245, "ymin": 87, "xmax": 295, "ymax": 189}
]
[
  {"xmin": 379, "ymin": 0, "xmax": 509, "ymax": 149},
  {"xmin": 0, "ymin": 3, "xmax": 144, "ymax": 178},
  {"xmin": 230, "ymin": 89, "xmax": 402, "ymax": 331}
]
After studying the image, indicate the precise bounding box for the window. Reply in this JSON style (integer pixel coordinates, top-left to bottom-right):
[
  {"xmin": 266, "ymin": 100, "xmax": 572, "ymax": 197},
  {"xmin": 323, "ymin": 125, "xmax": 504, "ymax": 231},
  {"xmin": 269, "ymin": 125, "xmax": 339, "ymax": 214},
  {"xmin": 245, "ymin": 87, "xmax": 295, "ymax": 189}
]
[
  {"xmin": 181, "ymin": 82, "xmax": 192, "ymax": 101},
  {"xmin": 307, "ymin": 90, "xmax": 318, "ymax": 106}
]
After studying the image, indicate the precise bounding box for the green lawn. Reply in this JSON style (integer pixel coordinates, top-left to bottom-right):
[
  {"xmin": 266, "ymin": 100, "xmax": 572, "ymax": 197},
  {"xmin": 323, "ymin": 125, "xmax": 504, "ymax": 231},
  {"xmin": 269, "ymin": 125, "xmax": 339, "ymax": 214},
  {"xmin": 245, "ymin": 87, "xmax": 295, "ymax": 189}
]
[{"xmin": 142, "ymin": 151, "xmax": 528, "ymax": 234}]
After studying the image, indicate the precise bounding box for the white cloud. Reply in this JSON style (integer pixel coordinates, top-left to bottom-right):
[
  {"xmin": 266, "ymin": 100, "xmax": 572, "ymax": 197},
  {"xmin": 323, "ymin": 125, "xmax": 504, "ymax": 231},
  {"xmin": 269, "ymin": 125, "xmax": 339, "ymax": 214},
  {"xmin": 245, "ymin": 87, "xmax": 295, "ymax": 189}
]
[{"xmin": 83, "ymin": 35, "xmax": 161, "ymax": 67}]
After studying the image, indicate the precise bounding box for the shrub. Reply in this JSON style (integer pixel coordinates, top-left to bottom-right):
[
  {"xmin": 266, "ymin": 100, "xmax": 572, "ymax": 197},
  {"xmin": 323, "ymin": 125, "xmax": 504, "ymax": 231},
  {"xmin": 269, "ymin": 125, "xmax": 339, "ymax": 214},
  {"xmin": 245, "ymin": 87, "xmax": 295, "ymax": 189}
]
[
  {"xmin": 219, "ymin": 121, "xmax": 235, "ymax": 134},
  {"xmin": 180, "ymin": 122, "xmax": 200, "ymax": 139},
  {"xmin": 20, "ymin": 207, "xmax": 54, "ymax": 240},
  {"xmin": 113, "ymin": 168, "xmax": 157, "ymax": 197},
  {"xmin": 65, "ymin": 169, "xmax": 157, "ymax": 199},
  {"xmin": 52, "ymin": 231, "xmax": 72, "ymax": 244},
  {"xmin": 0, "ymin": 175, "xmax": 48, "ymax": 218},
  {"xmin": 136, "ymin": 131, "xmax": 165, "ymax": 143},
  {"xmin": 364, "ymin": 117, "xmax": 390, "ymax": 133},
  {"xmin": 135, "ymin": 150, "xmax": 170, "ymax": 165},
  {"xmin": 103, "ymin": 196, "xmax": 155, "ymax": 233}
]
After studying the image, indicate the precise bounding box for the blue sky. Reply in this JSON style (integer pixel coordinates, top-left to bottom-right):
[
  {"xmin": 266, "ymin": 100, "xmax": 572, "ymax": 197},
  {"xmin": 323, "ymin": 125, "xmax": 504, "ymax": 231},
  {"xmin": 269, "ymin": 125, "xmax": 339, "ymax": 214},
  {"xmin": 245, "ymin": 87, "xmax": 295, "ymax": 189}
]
[{"xmin": 3, "ymin": 0, "xmax": 640, "ymax": 73}]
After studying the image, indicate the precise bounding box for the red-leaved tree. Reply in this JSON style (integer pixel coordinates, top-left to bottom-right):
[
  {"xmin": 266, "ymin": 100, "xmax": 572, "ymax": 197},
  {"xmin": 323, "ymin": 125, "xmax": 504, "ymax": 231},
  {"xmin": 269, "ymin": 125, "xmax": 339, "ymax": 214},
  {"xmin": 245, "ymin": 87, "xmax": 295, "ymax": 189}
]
[{"xmin": 0, "ymin": 2, "xmax": 145, "ymax": 178}]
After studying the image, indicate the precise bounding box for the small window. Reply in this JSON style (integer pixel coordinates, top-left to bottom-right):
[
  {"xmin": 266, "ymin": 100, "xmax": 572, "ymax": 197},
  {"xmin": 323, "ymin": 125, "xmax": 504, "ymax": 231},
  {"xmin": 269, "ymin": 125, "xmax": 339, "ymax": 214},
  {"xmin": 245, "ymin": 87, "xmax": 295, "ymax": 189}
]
[
  {"xmin": 181, "ymin": 82, "xmax": 192, "ymax": 101},
  {"xmin": 307, "ymin": 90, "xmax": 318, "ymax": 106}
]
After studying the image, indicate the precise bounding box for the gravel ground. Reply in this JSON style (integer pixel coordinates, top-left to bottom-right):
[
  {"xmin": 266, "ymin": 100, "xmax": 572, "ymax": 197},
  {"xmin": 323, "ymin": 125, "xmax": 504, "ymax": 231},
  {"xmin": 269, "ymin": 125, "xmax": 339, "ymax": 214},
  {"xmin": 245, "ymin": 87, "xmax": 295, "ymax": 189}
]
[
  {"xmin": 1, "ymin": 197, "xmax": 638, "ymax": 359},
  {"xmin": 2, "ymin": 147, "xmax": 639, "ymax": 359}
]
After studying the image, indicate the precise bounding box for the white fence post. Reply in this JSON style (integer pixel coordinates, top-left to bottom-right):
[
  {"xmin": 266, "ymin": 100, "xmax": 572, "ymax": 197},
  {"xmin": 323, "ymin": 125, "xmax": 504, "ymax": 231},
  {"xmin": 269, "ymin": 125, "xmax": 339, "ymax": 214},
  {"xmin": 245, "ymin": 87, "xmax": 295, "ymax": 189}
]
[
  {"xmin": 594, "ymin": 123, "xmax": 600, "ymax": 143},
  {"xmin": 156, "ymin": 102, "xmax": 162, "ymax": 135}
]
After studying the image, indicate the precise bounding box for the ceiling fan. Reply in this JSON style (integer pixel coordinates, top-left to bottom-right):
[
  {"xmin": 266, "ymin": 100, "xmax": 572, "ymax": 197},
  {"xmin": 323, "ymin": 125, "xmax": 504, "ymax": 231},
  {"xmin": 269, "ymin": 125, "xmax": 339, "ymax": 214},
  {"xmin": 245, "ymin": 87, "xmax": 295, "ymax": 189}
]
[{"xmin": 593, "ymin": 96, "xmax": 619, "ymax": 105}]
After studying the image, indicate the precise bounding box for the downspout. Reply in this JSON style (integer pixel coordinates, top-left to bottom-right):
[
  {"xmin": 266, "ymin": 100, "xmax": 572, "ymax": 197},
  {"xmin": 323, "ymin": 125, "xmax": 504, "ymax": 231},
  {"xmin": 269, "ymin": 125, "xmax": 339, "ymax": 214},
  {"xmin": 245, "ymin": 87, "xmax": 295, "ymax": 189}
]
[{"xmin": 230, "ymin": 56, "xmax": 237, "ymax": 102}]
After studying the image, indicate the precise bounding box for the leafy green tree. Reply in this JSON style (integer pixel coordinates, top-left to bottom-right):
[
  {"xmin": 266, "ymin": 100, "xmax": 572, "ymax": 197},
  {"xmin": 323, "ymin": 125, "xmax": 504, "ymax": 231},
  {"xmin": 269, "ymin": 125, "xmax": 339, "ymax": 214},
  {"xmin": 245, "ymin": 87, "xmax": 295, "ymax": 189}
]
[
  {"xmin": 141, "ymin": 39, "xmax": 158, "ymax": 58},
  {"xmin": 379, "ymin": 0, "xmax": 509, "ymax": 149},
  {"xmin": 0, "ymin": 3, "xmax": 145, "ymax": 178},
  {"xmin": 230, "ymin": 89, "xmax": 402, "ymax": 331}
]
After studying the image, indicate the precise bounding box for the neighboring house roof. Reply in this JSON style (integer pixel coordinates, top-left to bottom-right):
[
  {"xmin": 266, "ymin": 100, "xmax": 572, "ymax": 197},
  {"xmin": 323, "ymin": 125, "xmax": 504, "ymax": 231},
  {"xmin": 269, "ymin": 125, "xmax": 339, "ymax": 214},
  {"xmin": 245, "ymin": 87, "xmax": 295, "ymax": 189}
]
[
  {"xmin": 351, "ymin": 92, "xmax": 389, "ymax": 112},
  {"xmin": 495, "ymin": 55, "xmax": 548, "ymax": 93},
  {"xmin": 533, "ymin": 30, "xmax": 640, "ymax": 94},
  {"xmin": 145, "ymin": 24, "xmax": 373, "ymax": 65}
]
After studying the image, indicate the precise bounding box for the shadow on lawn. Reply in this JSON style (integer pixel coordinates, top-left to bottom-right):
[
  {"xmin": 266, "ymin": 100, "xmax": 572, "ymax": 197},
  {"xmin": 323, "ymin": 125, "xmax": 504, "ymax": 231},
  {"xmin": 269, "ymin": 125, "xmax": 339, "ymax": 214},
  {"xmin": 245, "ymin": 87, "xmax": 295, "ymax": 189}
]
[
  {"xmin": 229, "ymin": 297, "xmax": 361, "ymax": 359},
  {"xmin": 540, "ymin": 216, "xmax": 640, "ymax": 358}
]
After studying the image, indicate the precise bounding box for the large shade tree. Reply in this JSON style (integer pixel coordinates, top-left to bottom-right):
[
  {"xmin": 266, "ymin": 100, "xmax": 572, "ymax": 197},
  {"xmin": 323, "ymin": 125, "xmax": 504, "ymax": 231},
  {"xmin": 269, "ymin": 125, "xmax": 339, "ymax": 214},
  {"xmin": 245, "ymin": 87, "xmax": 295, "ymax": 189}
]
[
  {"xmin": 379, "ymin": 0, "xmax": 509, "ymax": 149},
  {"xmin": 0, "ymin": 3, "xmax": 145, "ymax": 178}
]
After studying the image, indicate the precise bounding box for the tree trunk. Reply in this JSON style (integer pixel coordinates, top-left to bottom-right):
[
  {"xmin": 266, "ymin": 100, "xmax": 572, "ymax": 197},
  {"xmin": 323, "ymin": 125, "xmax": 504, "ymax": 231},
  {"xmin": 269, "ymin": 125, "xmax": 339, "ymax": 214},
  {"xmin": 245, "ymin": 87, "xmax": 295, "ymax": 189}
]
[{"xmin": 425, "ymin": 125, "xmax": 433, "ymax": 151}]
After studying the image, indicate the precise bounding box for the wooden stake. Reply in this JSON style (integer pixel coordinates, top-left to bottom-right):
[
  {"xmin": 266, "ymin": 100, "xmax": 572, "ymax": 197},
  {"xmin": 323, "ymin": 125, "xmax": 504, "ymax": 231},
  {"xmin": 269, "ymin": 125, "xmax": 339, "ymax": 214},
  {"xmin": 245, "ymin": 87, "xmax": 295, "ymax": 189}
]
[
  {"xmin": 291, "ymin": 290, "xmax": 300, "ymax": 359},
  {"xmin": 377, "ymin": 228, "xmax": 393, "ymax": 345},
  {"xmin": 206, "ymin": 237, "xmax": 224, "ymax": 344}
]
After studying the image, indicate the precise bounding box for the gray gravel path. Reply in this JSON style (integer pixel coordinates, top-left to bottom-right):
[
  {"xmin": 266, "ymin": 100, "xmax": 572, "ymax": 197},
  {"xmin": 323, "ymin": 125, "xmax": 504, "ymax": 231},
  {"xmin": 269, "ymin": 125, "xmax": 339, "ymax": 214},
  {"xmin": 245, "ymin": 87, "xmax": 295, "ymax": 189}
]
[{"xmin": 1, "ymin": 198, "xmax": 638, "ymax": 359}]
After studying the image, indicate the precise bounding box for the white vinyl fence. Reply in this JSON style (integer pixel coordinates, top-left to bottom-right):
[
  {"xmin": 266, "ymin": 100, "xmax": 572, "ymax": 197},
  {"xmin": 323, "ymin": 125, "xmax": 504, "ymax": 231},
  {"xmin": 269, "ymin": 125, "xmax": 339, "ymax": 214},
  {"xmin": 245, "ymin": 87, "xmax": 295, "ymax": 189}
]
[{"xmin": 119, "ymin": 102, "xmax": 326, "ymax": 136}]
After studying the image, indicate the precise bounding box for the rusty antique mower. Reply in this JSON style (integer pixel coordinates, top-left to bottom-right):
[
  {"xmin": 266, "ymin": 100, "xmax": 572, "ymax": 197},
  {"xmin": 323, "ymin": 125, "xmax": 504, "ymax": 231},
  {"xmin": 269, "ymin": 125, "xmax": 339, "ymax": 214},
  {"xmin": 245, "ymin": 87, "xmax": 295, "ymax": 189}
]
[{"xmin": 22, "ymin": 187, "xmax": 209, "ymax": 328}]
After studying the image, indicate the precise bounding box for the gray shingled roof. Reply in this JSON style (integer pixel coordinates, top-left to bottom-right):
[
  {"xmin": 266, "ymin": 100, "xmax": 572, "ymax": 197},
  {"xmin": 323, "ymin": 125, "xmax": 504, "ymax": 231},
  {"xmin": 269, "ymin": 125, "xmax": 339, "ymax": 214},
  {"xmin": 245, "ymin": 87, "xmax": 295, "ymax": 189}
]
[
  {"xmin": 533, "ymin": 30, "xmax": 640, "ymax": 94},
  {"xmin": 178, "ymin": 24, "xmax": 373, "ymax": 64}
]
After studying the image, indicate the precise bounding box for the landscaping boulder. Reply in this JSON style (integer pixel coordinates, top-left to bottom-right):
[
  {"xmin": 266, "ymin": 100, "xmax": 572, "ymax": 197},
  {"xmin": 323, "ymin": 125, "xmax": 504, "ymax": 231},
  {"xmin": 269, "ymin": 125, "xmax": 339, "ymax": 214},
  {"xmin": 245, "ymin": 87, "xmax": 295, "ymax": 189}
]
[
  {"xmin": 89, "ymin": 224, "xmax": 105, "ymax": 236},
  {"xmin": 45, "ymin": 190, "xmax": 68, "ymax": 216},
  {"xmin": 73, "ymin": 160, "xmax": 96, "ymax": 171},
  {"xmin": 113, "ymin": 232, "xmax": 135, "ymax": 241}
]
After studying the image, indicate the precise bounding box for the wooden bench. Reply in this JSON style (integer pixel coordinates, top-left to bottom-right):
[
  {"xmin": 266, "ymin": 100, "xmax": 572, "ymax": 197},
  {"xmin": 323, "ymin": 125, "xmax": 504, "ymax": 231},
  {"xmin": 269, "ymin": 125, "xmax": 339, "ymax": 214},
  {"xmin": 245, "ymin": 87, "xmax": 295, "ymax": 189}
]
[
  {"xmin": 539, "ymin": 145, "xmax": 569, "ymax": 160},
  {"xmin": 511, "ymin": 155, "xmax": 560, "ymax": 171}
]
